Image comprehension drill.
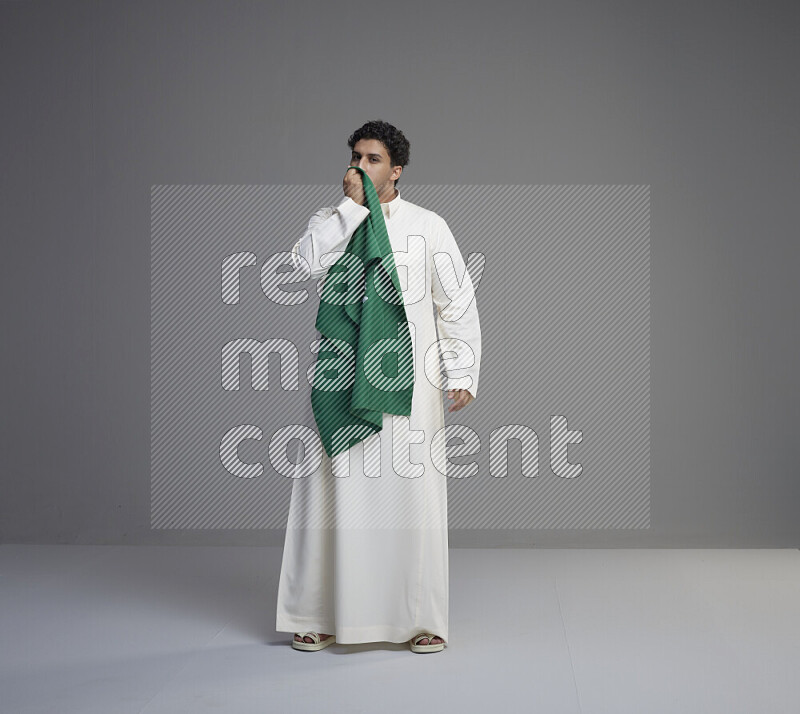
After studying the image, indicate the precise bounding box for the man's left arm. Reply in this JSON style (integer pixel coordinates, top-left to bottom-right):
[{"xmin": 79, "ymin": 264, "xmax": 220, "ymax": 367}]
[{"xmin": 430, "ymin": 216, "xmax": 482, "ymax": 411}]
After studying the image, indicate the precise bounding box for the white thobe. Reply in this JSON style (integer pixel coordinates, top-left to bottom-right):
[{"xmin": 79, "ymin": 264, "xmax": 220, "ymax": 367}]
[{"xmin": 275, "ymin": 186, "xmax": 482, "ymax": 645}]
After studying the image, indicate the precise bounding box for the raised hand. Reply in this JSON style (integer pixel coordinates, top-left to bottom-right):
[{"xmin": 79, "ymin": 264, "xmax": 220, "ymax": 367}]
[{"xmin": 343, "ymin": 167, "xmax": 366, "ymax": 206}]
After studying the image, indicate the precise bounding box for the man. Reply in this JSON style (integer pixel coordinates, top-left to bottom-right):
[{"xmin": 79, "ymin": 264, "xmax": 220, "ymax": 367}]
[{"xmin": 276, "ymin": 120, "xmax": 482, "ymax": 653}]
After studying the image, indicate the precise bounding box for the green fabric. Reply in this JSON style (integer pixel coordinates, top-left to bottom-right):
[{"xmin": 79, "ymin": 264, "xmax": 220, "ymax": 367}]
[{"xmin": 311, "ymin": 166, "xmax": 414, "ymax": 458}]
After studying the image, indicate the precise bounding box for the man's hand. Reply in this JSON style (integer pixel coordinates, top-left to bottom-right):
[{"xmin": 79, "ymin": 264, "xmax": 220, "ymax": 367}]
[
  {"xmin": 343, "ymin": 167, "xmax": 366, "ymax": 206},
  {"xmin": 446, "ymin": 389, "xmax": 474, "ymax": 412}
]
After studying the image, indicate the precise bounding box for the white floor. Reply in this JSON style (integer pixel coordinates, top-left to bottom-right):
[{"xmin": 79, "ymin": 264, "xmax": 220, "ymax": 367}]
[{"xmin": 1, "ymin": 545, "xmax": 798, "ymax": 714}]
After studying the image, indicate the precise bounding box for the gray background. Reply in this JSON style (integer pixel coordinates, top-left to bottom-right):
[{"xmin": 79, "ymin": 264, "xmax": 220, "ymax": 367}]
[{"xmin": 2, "ymin": 0, "xmax": 798, "ymax": 546}]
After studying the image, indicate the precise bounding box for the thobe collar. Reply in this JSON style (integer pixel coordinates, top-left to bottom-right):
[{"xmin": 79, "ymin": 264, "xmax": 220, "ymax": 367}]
[{"xmin": 380, "ymin": 186, "xmax": 402, "ymax": 219}]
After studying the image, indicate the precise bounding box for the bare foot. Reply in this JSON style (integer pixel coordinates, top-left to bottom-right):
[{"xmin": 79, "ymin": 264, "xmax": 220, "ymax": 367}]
[
  {"xmin": 415, "ymin": 635, "xmax": 443, "ymax": 645},
  {"xmin": 294, "ymin": 632, "xmax": 332, "ymax": 644}
]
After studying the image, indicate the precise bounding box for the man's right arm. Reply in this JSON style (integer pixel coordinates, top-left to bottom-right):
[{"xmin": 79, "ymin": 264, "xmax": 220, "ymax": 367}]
[{"xmin": 291, "ymin": 196, "xmax": 370, "ymax": 280}]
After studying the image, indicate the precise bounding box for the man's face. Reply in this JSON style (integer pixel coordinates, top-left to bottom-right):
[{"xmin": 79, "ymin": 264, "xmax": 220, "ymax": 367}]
[{"xmin": 349, "ymin": 138, "xmax": 402, "ymax": 201}]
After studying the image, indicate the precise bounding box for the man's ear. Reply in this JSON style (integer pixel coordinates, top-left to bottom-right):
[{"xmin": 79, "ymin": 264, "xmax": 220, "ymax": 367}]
[{"xmin": 392, "ymin": 166, "xmax": 403, "ymax": 181}]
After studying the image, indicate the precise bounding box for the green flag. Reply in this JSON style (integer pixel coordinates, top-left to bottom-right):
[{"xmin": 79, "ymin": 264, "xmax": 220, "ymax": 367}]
[{"xmin": 311, "ymin": 166, "xmax": 415, "ymax": 458}]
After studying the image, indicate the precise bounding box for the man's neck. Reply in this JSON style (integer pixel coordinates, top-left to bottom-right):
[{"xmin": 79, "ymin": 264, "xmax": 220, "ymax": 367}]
[{"xmin": 380, "ymin": 187, "xmax": 398, "ymax": 204}]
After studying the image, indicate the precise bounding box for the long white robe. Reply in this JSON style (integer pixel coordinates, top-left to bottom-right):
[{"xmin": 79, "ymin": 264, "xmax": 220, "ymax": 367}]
[{"xmin": 275, "ymin": 187, "xmax": 482, "ymax": 645}]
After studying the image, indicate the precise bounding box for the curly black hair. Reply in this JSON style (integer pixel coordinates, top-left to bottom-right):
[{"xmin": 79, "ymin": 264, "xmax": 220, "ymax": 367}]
[{"xmin": 347, "ymin": 120, "xmax": 410, "ymax": 186}]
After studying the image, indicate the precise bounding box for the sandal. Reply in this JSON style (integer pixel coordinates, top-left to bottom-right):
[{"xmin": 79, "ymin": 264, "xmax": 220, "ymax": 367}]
[
  {"xmin": 409, "ymin": 633, "xmax": 445, "ymax": 653},
  {"xmin": 292, "ymin": 631, "xmax": 335, "ymax": 651}
]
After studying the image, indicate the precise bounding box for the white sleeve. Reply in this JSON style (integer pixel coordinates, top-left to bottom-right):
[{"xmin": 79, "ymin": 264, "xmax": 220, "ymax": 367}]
[
  {"xmin": 430, "ymin": 216, "xmax": 482, "ymax": 399},
  {"xmin": 291, "ymin": 196, "xmax": 370, "ymax": 280}
]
